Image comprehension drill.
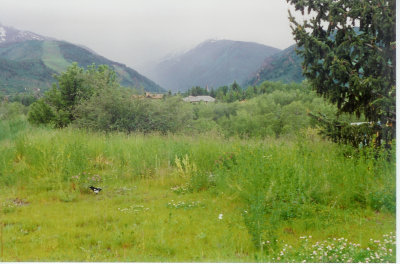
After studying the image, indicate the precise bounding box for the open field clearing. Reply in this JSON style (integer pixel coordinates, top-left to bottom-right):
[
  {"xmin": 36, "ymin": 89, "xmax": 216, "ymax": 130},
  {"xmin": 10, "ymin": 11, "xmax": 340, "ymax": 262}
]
[{"xmin": 0, "ymin": 124, "xmax": 395, "ymax": 262}]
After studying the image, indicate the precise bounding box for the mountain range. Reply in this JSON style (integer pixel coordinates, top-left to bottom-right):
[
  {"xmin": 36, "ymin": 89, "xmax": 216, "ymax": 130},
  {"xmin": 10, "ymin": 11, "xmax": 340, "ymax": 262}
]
[
  {"xmin": 0, "ymin": 24, "xmax": 164, "ymax": 95},
  {"xmin": 0, "ymin": 24, "xmax": 304, "ymax": 96},
  {"xmin": 148, "ymin": 39, "xmax": 283, "ymax": 93}
]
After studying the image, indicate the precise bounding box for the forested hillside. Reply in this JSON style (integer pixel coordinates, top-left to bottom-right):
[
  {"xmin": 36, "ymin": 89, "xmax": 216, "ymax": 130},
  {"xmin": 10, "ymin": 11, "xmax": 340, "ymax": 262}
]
[
  {"xmin": 0, "ymin": 39, "xmax": 165, "ymax": 95},
  {"xmin": 243, "ymin": 45, "xmax": 304, "ymax": 87}
]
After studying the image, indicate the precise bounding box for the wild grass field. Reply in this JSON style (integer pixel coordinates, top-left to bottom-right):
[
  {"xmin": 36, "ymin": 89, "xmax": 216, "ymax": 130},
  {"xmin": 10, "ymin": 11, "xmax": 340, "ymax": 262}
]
[{"xmin": 0, "ymin": 118, "xmax": 396, "ymax": 262}]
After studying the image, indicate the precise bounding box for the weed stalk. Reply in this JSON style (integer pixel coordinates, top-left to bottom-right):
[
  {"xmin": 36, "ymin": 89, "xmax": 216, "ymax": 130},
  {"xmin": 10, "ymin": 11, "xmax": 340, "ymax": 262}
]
[{"xmin": 1, "ymin": 222, "xmax": 3, "ymax": 260}]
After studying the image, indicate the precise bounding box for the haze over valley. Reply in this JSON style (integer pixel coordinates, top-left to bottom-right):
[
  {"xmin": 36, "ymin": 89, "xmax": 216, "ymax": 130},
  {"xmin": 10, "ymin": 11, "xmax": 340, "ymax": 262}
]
[{"xmin": 0, "ymin": 22, "xmax": 304, "ymax": 94}]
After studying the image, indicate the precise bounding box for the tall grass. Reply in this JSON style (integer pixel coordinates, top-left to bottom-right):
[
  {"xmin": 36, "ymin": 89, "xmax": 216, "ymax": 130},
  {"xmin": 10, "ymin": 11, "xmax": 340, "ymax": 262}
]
[
  {"xmin": 0, "ymin": 117, "xmax": 28, "ymax": 141},
  {"xmin": 211, "ymin": 132, "xmax": 395, "ymax": 257},
  {"xmin": 0, "ymin": 125, "xmax": 395, "ymax": 261}
]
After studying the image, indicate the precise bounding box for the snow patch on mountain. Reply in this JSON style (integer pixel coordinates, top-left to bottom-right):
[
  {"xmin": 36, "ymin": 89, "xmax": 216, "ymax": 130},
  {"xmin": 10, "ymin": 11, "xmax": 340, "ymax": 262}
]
[
  {"xmin": 16, "ymin": 31, "xmax": 43, "ymax": 41},
  {"xmin": 0, "ymin": 24, "xmax": 48, "ymax": 44},
  {"xmin": 0, "ymin": 26, "xmax": 6, "ymax": 43}
]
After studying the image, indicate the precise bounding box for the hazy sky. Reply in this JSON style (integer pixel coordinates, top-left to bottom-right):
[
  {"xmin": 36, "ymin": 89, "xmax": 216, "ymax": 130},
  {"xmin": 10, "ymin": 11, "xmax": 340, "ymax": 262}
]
[{"xmin": 0, "ymin": 0, "xmax": 298, "ymax": 74}]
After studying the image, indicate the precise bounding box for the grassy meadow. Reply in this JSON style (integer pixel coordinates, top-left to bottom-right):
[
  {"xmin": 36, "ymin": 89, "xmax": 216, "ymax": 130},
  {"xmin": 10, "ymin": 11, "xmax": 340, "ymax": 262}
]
[{"xmin": 0, "ymin": 118, "xmax": 396, "ymax": 262}]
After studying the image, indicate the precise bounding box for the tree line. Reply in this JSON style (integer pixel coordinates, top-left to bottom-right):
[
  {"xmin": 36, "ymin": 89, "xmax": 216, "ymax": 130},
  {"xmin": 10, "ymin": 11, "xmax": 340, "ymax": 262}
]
[
  {"xmin": 0, "ymin": 62, "xmax": 359, "ymax": 140},
  {"xmin": 183, "ymin": 80, "xmax": 304, "ymax": 103}
]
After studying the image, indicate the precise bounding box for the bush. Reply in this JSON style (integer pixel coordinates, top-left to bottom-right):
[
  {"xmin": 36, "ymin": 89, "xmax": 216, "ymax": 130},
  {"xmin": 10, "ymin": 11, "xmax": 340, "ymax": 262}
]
[{"xmin": 28, "ymin": 63, "xmax": 118, "ymax": 128}]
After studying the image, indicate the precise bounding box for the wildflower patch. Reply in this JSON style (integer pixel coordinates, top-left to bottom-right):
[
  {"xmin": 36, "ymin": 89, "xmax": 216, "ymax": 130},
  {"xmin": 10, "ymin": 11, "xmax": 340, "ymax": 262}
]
[
  {"xmin": 267, "ymin": 233, "xmax": 395, "ymax": 263},
  {"xmin": 166, "ymin": 200, "xmax": 205, "ymax": 210},
  {"xmin": 118, "ymin": 205, "xmax": 150, "ymax": 214}
]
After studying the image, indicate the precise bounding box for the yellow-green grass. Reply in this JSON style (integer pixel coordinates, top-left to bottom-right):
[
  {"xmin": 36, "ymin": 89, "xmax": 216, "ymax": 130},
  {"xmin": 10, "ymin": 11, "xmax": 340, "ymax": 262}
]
[
  {"xmin": 1, "ymin": 183, "xmax": 253, "ymax": 261},
  {"xmin": 1, "ymin": 182, "xmax": 393, "ymax": 262},
  {"xmin": 0, "ymin": 126, "xmax": 395, "ymax": 261}
]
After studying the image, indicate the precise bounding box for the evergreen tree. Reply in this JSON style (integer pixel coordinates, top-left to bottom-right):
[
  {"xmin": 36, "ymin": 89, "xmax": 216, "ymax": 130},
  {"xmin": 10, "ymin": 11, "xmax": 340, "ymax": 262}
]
[
  {"xmin": 210, "ymin": 88, "xmax": 216, "ymax": 98},
  {"xmin": 231, "ymin": 81, "xmax": 241, "ymax": 92},
  {"xmin": 287, "ymin": 0, "xmax": 395, "ymax": 147}
]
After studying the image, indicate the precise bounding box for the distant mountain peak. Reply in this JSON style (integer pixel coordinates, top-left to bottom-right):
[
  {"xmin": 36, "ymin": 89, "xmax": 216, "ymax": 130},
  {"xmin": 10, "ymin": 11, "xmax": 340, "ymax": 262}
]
[
  {"xmin": 0, "ymin": 26, "xmax": 6, "ymax": 42},
  {"xmin": 0, "ymin": 24, "xmax": 48, "ymax": 45},
  {"xmin": 149, "ymin": 39, "xmax": 281, "ymax": 92}
]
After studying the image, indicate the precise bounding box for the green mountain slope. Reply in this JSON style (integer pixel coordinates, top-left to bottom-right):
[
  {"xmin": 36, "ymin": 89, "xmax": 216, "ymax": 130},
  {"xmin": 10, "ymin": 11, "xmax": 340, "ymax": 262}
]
[
  {"xmin": 243, "ymin": 45, "xmax": 304, "ymax": 87},
  {"xmin": 0, "ymin": 40, "xmax": 165, "ymax": 95},
  {"xmin": 41, "ymin": 41, "xmax": 70, "ymax": 73},
  {"xmin": 0, "ymin": 57, "xmax": 55, "ymax": 93}
]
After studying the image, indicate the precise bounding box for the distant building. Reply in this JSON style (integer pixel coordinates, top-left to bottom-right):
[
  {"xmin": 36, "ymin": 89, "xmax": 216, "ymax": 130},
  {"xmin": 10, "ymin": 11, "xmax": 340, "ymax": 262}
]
[
  {"xmin": 131, "ymin": 92, "xmax": 164, "ymax": 100},
  {"xmin": 183, "ymin": 95, "xmax": 216, "ymax": 103},
  {"xmin": 145, "ymin": 92, "xmax": 164, "ymax": 99},
  {"xmin": 131, "ymin": 94, "xmax": 144, "ymax": 99}
]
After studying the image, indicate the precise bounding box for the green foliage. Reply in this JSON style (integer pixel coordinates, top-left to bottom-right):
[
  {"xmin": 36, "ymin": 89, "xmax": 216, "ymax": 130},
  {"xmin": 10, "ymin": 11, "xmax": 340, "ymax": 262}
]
[
  {"xmin": 308, "ymin": 112, "xmax": 378, "ymax": 148},
  {"xmin": 7, "ymin": 92, "xmax": 38, "ymax": 106},
  {"xmin": 210, "ymin": 82, "xmax": 340, "ymax": 138},
  {"xmin": 201, "ymin": 80, "xmax": 315, "ymax": 104},
  {"xmin": 27, "ymin": 63, "xmax": 184, "ymax": 133},
  {"xmin": 183, "ymin": 81, "xmax": 244, "ymax": 102},
  {"xmin": 288, "ymin": 0, "xmax": 396, "ymax": 147},
  {"xmin": 0, "ymin": 101, "xmax": 28, "ymax": 120},
  {"xmin": 28, "ymin": 63, "xmax": 119, "ymax": 128},
  {"xmin": 96, "ymin": 80, "xmax": 366, "ymax": 139},
  {"xmin": 185, "ymin": 86, "xmax": 209, "ymax": 96},
  {"xmin": 27, "ymin": 99, "xmax": 55, "ymax": 125},
  {"xmin": 25, "ymin": 77, "xmax": 370, "ymax": 143},
  {"xmin": 74, "ymin": 92, "xmax": 192, "ymax": 134}
]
